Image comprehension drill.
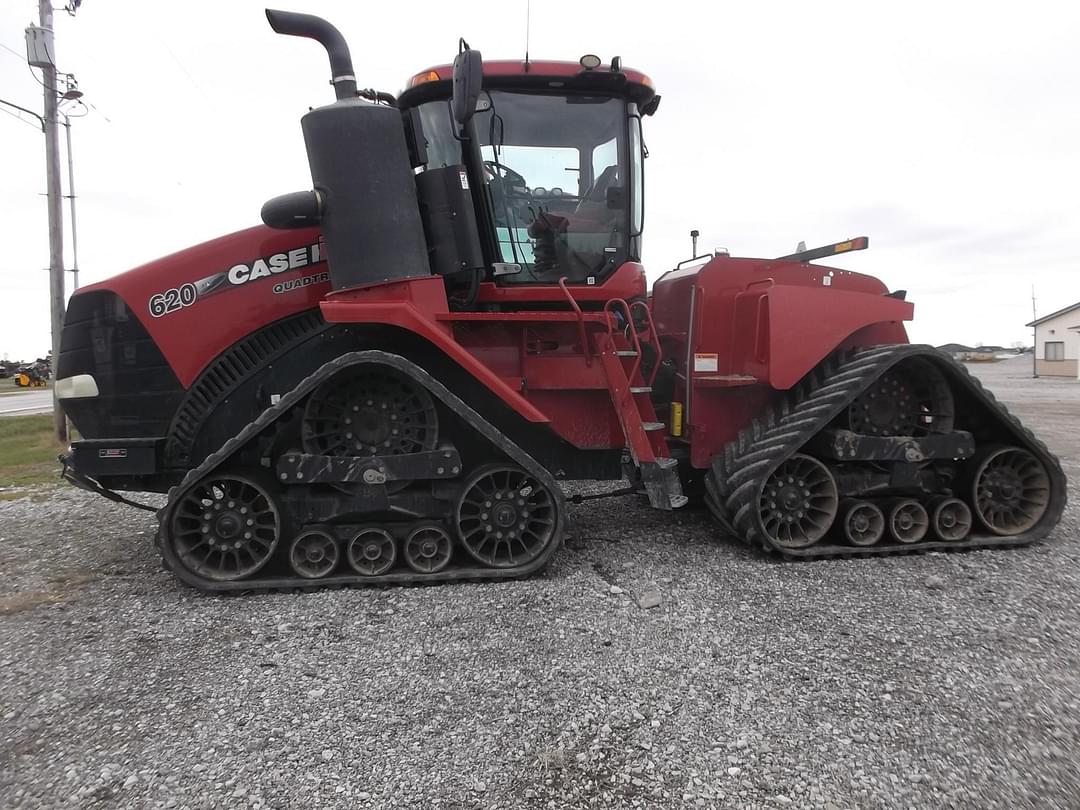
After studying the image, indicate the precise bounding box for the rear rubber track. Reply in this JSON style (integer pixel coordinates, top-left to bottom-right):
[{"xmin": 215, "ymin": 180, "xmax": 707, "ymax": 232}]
[{"xmin": 708, "ymin": 344, "xmax": 1067, "ymax": 559}]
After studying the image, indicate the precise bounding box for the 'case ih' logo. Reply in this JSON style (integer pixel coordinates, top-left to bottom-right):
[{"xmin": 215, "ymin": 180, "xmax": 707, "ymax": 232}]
[
  {"xmin": 226, "ymin": 241, "xmax": 322, "ymax": 286},
  {"xmin": 147, "ymin": 240, "xmax": 326, "ymax": 318}
]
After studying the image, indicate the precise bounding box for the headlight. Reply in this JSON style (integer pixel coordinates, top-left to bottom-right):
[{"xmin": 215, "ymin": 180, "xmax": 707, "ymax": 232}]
[{"xmin": 55, "ymin": 374, "xmax": 99, "ymax": 399}]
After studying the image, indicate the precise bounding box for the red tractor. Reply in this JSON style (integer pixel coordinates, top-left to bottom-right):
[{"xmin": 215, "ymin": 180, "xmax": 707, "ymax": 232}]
[{"xmin": 56, "ymin": 10, "xmax": 1064, "ymax": 591}]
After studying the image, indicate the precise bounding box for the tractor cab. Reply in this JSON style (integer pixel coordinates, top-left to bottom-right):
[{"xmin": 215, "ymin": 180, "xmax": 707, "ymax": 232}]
[
  {"xmin": 399, "ymin": 59, "xmax": 658, "ymax": 295},
  {"xmin": 258, "ymin": 11, "xmax": 659, "ymax": 310}
]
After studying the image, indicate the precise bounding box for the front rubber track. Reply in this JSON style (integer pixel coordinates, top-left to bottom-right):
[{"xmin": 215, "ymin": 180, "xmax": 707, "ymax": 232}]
[
  {"xmin": 155, "ymin": 351, "xmax": 566, "ymax": 593},
  {"xmin": 709, "ymin": 344, "xmax": 1067, "ymax": 559}
]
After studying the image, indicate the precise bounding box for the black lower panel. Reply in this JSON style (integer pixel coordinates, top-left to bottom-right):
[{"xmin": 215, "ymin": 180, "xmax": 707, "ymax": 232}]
[{"xmin": 57, "ymin": 290, "xmax": 184, "ymax": 439}]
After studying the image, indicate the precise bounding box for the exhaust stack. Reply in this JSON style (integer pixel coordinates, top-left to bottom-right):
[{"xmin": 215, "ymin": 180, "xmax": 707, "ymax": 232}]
[
  {"xmin": 262, "ymin": 9, "xmax": 431, "ymax": 291},
  {"xmin": 265, "ymin": 9, "xmax": 357, "ymax": 101}
]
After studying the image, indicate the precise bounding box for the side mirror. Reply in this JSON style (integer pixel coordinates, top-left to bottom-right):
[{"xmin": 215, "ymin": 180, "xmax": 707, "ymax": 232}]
[{"xmin": 451, "ymin": 46, "xmax": 483, "ymax": 127}]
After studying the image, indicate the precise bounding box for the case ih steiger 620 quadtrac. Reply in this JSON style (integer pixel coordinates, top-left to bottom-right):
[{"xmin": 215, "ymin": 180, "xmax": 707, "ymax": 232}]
[{"xmin": 55, "ymin": 10, "xmax": 1064, "ymax": 591}]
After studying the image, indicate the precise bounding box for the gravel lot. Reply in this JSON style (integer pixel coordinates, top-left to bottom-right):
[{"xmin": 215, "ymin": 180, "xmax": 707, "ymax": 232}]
[{"xmin": 1, "ymin": 355, "xmax": 1078, "ymax": 809}]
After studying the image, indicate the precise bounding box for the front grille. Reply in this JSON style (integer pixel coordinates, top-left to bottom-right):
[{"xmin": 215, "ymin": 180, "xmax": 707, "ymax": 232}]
[{"xmin": 57, "ymin": 290, "xmax": 183, "ymax": 439}]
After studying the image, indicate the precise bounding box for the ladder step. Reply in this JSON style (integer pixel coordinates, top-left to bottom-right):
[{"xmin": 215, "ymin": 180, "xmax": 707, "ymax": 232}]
[
  {"xmin": 629, "ymin": 386, "xmax": 652, "ymax": 394},
  {"xmin": 615, "ymin": 350, "xmax": 639, "ymax": 357},
  {"xmin": 642, "ymin": 422, "xmax": 665, "ymax": 432}
]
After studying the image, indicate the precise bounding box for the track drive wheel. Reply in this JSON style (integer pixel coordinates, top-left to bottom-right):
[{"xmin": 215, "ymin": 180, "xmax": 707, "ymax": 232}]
[
  {"xmin": 301, "ymin": 366, "xmax": 439, "ymax": 458},
  {"xmin": 168, "ymin": 471, "xmax": 282, "ymax": 581},
  {"xmin": 970, "ymin": 446, "xmax": 1051, "ymax": 536},
  {"xmin": 847, "ymin": 357, "xmax": 954, "ymax": 437},
  {"xmin": 455, "ymin": 464, "xmax": 559, "ymax": 568},
  {"xmin": 757, "ymin": 454, "xmax": 838, "ymax": 549}
]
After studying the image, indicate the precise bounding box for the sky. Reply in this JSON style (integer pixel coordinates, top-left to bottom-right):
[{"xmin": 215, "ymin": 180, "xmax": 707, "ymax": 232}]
[{"xmin": 1, "ymin": 0, "xmax": 1078, "ymax": 361}]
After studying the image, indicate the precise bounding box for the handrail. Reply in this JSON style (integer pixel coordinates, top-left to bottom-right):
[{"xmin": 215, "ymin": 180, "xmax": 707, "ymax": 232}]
[
  {"xmin": 558, "ymin": 276, "xmax": 591, "ymax": 365},
  {"xmin": 604, "ymin": 297, "xmax": 644, "ymax": 382},
  {"xmin": 630, "ymin": 299, "xmax": 663, "ymax": 386},
  {"xmin": 674, "ymin": 253, "xmax": 714, "ymax": 271}
]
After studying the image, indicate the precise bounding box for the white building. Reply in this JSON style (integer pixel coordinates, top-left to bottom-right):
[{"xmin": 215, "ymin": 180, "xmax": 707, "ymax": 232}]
[{"xmin": 1027, "ymin": 301, "xmax": 1080, "ymax": 378}]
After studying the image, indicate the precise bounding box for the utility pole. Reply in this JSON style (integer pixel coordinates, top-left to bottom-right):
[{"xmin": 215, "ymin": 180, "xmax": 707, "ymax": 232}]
[
  {"xmin": 38, "ymin": 0, "xmax": 68, "ymax": 441},
  {"xmin": 63, "ymin": 114, "xmax": 79, "ymax": 290}
]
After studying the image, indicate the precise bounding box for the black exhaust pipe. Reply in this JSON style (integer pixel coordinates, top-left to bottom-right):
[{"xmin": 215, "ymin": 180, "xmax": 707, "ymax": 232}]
[
  {"xmin": 262, "ymin": 8, "xmax": 431, "ymax": 290},
  {"xmin": 265, "ymin": 9, "xmax": 357, "ymax": 100}
]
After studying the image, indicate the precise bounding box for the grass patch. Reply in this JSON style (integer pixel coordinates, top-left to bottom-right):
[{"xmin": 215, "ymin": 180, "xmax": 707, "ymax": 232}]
[{"xmin": 0, "ymin": 414, "xmax": 66, "ymax": 489}]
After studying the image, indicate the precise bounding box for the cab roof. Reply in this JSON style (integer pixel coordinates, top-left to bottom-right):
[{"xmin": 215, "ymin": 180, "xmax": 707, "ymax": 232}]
[{"xmin": 398, "ymin": 59, "xmax": 658, "ymax": 111}]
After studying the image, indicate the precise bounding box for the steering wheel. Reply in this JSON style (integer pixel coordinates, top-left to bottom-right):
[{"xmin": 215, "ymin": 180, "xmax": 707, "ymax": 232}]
[{"xmin": 483, "ymin": 160, "xmax": 529, "ymax": 194}]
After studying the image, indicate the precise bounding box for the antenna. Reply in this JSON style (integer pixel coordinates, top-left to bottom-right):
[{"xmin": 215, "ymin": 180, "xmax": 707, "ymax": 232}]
[{"xmin": 524, "ymin": 0, "xmax": 531, "ymax": 71}]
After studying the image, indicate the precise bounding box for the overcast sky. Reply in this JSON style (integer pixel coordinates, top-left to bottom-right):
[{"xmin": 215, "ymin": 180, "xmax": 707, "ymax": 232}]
[{"xmin": 1, "ymin": 0, "xmax": 1078, "ymax": 361}]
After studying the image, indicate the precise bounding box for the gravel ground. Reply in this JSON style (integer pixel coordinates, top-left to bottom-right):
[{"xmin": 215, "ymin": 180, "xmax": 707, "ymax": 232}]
[{"xmin": 1, "ymin": 355, "xmax": 1078, "ymax": 809}]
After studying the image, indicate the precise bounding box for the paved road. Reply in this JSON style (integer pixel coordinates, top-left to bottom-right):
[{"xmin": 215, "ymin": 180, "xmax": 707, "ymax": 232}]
[{"xmin": 0, "ymin": 389, "xmax": 54, "ymax": 417}]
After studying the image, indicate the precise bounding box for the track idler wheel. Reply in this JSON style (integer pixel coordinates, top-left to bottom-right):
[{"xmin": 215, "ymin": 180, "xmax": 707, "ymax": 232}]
[
  {"xmin": 168, "ymin": 472, "xmax": 282, "ymax": 581},
  {"xmin": 347, "ymin": 528, "xmax": 397, "ymax": 576},
  {"xmin": 289, "ymin": 529, "xmax": 340, "ymax": 579},
  {"xmin": 403, "ymin": 525, "xmax": 454, "ymax": 574},
  {"xmin": 757, "ymin": 454, "xmax": 838, "ymax": 549},
  {"xmin": 840, "ymin": 499, "xmax": 885, "ymax": 546},
  {"xmin": 970, "ymin": 446, "xmax": 1051, "ymax": 536},
  {"xmin": 455, "ymin": 464, "xmax": 559, "ymax": 568},
  {"xmin": 886, "ymin": 499, "xmax": 929, "ymax": 544},
  {"xmin": 928, "ymin": 497, "xmax": 972, "ymax": 541}
]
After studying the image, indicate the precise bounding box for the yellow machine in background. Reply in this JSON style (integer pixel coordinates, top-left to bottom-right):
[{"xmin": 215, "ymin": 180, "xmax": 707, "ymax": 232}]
[{"xmin": 14, "ymin": 371, "xmax": 48, "ymax": 388}]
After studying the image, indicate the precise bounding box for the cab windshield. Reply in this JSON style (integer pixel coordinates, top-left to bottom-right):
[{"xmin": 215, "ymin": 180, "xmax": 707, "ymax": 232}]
[{"xmin": 415, "ymin": 90, "xmax": 632, "ymax": 284}]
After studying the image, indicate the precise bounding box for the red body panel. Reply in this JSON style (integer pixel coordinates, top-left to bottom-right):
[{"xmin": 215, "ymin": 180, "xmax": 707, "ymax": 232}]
[
  {"xmin": 81, "ymin": 225, "xmax": 331, "ymax": 388},
  {"xmin": 475, "ymin": 262, "xmax": 647, "ymax": 307},
  {"xmin": 83, "ymin": 221, "xmax": 912, "ymax": 468},
  {"xmin": 651, "ymin": 255, "xmax": 911, "ymax": 465}
]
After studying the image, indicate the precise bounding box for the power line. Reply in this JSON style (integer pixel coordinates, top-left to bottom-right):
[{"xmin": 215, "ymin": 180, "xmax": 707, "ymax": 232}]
[
  {"xmin": 0, "ymin": 41, "xmax": 23, "ymax": 59},
  {"xmin": 0, "ymin": 105, "xmax": 27, "ymax": 124}
]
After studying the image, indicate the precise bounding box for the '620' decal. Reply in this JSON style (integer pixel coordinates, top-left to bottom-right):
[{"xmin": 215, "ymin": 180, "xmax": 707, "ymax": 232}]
[{"xmin": 148, "ymin": 283, "xmax": 198, "ymax": 318}]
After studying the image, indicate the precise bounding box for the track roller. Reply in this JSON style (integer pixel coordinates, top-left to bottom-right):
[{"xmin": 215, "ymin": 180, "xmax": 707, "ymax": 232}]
[
  {"xmin": 886, "ymin": 499, "xmax": 929, "ymax": 544},
  {"xmin": 839, "ymin": 499, "xmax": 885, "ymax": 546},
  {"xmin": 403, "ymin": 525, "xmax": 454, "ymax": 574},
  {"xmin": 289, "ymin": 529, "xmax": 340, "ymax": 578},
  {"xmin": 928, "ymin": 497, "xmax": 972, "ymax": 541},
  {"xmin": 969, "ymin": 446, "xmax": 1051, "ymax": 536},
  {"xmin": 347, "ymin": 528, "xmax": 397, "ymax": 576}
]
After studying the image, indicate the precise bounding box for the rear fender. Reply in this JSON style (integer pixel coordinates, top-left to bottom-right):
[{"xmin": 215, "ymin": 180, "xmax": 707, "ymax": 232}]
[{"xmin": 730, "ymin": 282, "xmax": 912, "ymax": 389}]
